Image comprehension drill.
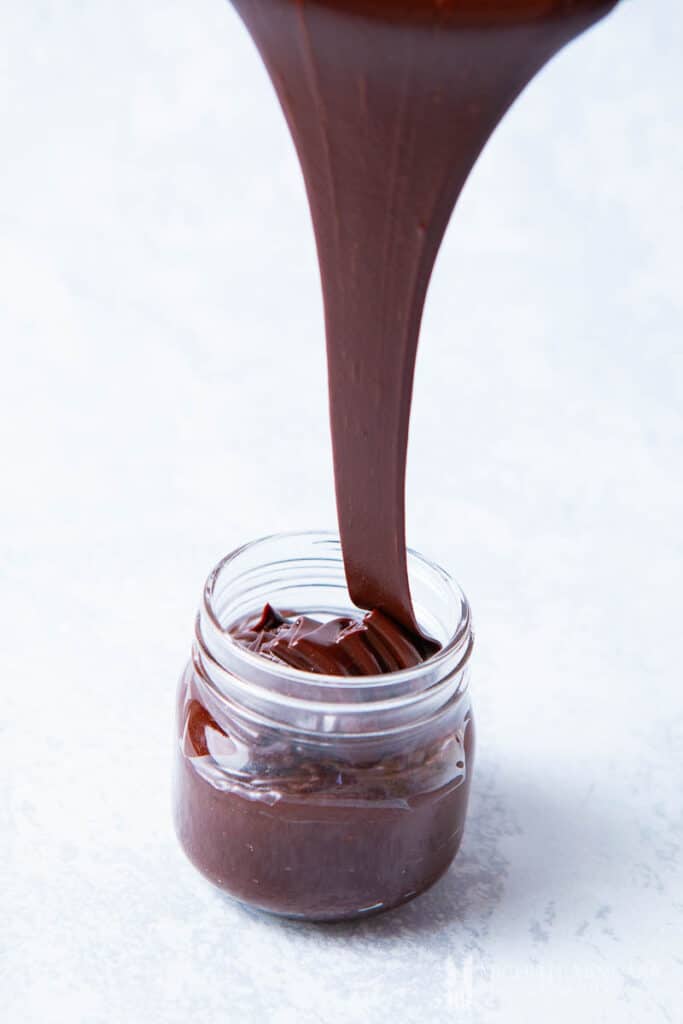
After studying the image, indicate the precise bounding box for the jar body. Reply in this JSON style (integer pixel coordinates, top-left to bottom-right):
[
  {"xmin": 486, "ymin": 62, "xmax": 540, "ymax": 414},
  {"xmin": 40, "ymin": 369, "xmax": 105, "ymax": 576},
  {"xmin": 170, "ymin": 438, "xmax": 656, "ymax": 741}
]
[
  {"xmin": 172, "ymin": 532, "xmax": 475, "ymax": 922},
  {"xmin": 174, "ymin": 663, "xmax": 474, "ymax": 921}
]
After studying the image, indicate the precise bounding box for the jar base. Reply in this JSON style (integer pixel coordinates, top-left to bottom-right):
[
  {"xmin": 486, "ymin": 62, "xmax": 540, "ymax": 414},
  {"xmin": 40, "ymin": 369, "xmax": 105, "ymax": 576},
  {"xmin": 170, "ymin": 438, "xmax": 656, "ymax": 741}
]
[
  {"xmin": 176, "ymin": 800, "xmax": 465, "ymax": 924},
  {"xmin": 226, "ymin": 857, "xmax": 459, "ymax": 924}
]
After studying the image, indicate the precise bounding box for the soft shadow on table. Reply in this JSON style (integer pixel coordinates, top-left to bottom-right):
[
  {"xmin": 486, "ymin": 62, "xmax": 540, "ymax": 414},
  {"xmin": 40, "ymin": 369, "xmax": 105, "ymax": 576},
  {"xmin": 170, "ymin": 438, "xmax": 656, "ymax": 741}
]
[{"xmin": 242, "ymin": 759, "xmax": 634, "ymax": 946}]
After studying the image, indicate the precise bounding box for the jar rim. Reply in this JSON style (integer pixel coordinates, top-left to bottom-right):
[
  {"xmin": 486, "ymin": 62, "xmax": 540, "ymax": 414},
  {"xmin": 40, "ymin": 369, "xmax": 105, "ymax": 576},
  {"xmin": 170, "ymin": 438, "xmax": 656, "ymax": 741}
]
[{"xmin": 201, "ymin": 530, "xmax": 473, "ymax": 695}]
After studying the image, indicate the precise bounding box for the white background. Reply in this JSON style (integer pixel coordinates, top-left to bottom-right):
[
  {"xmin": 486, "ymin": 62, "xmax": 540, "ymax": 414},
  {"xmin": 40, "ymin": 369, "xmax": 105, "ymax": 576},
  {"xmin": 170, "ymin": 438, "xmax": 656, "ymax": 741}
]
[{"xmin": 1, "ymin": 1, "xmax": 681, "ymax": 1021}]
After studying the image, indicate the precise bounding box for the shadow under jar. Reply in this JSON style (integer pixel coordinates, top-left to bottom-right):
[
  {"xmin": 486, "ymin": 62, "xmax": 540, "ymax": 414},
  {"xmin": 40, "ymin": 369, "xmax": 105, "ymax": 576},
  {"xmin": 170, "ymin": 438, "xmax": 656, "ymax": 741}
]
[{"xmin": 174, "ymin": 531, "xmax": 475, "ymax": 922}]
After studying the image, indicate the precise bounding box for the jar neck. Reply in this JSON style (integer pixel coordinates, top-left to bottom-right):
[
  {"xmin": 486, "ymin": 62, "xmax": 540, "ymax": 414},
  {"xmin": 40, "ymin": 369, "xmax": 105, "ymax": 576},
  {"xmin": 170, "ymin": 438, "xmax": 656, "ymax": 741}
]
[{"xmin": 192, "ymin": 532, "xmax": 473, "ymax": 740}]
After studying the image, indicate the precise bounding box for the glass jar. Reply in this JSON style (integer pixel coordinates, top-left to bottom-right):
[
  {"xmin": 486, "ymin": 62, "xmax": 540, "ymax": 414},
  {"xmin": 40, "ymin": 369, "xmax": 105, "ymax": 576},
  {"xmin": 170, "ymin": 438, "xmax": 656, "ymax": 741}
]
[{"xmin": 174, "ymin": 531, "xmax": 474, "ymax": 922}]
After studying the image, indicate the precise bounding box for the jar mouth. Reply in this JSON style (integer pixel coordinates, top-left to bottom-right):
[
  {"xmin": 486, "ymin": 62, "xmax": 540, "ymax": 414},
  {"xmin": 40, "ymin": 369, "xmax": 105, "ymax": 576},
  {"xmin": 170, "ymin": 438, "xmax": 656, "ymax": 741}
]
[{"xmin": 200, "ymin": 530, "xmax": 473, "ymax": 696}]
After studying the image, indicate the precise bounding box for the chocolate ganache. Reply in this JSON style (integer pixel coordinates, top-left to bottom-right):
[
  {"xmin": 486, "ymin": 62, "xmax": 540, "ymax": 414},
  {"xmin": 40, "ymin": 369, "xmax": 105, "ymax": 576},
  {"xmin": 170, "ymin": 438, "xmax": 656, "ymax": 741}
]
[{"xmin": 230, "ymin": 0, "xmax": 619, "ymax": 646}]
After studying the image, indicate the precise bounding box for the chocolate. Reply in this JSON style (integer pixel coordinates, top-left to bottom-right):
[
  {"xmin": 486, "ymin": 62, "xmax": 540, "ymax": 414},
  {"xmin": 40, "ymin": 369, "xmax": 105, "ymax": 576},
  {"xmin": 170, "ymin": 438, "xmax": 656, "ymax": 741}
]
[
  {"xmin": 231, "ymin": 0, "xmax": 618, "ymax": 638},
  {"xmin": 230, "ymin": 603, "xmax": 440, "ymax": 675},
  {"xmin": 173, "ymin": 0, "xmax": 620, "ymax": 920}
]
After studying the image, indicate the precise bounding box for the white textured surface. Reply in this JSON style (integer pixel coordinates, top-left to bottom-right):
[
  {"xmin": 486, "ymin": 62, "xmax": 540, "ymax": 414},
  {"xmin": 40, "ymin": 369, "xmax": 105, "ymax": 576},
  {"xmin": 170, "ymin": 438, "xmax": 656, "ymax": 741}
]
[{"xmin": 1, "ymin": 2, "xmax": 682, "ymax": 1021}]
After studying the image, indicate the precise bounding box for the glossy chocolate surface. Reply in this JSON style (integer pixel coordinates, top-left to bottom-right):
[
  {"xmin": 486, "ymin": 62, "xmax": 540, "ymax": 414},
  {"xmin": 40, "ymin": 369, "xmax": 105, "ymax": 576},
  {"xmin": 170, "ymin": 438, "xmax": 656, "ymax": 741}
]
[{"xmin": 230, "ymin": 603, "xmax": 440, "ymax": 674}]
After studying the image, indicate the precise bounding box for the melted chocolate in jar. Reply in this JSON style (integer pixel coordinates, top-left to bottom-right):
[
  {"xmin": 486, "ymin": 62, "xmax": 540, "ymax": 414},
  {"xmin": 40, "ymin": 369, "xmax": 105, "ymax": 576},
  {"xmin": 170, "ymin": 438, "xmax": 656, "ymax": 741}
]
[
  {"xmin": 175, "ymin": 1, "xmax": 619, "ymax": 921},
  {"xmin": 231, "ymin": 0, "xmax": 618, "ymax": 642}
]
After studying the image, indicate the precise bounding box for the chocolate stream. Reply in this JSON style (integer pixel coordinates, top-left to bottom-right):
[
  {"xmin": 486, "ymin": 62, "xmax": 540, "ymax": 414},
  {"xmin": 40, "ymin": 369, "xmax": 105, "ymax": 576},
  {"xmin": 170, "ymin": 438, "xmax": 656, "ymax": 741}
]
[{"xmin": 231, "ymin": 0, "xmax": 618, "ymax": 638}]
